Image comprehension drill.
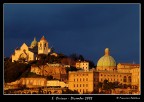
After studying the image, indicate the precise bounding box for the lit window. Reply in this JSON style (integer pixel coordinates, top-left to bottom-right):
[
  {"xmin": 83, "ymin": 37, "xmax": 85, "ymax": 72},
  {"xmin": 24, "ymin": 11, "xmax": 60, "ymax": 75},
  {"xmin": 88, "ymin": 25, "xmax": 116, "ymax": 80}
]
[
  {"xmin": 123, "ymin": 76, "xmax": 127, "ymax": 82},
  {"xmin": 86, "ymin": 78, "xmax": 88, "ymax": 81},
  {"xmin": 44, "ymin": 43, "xmax": 46, "ymax": 47},
  {"xmin": 128, "ymin": 76, "xmax": 131, "ymax": 82},
  {"xmin": 86, "ymin": 89, "xmax": 88, "ymax": 92},
  {"xmin": 86, "ymin": 84, "xmax": 88, "ymax": 87}
]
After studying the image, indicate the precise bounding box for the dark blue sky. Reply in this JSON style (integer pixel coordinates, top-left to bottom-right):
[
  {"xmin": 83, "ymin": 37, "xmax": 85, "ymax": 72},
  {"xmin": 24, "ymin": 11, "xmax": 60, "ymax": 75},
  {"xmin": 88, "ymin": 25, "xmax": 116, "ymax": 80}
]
[{"xmin": 4, "ymin": 4, "xmax": 140, "ymax": 64}]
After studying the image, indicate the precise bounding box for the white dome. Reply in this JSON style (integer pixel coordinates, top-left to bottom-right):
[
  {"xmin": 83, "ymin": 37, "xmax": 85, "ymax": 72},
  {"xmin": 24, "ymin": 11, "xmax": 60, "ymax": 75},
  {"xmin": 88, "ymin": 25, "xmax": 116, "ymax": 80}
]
[{"xmin": 97, "ymin": 48, "xmax": 116, "ymax": 67}]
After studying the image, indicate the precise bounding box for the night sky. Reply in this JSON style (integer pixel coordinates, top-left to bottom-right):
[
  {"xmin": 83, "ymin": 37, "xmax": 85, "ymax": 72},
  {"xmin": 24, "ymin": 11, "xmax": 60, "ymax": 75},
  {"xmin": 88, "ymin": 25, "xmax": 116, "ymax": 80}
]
[{"xmin": 4, "ymin": 3, "xmax": 140, "ymax": 64}]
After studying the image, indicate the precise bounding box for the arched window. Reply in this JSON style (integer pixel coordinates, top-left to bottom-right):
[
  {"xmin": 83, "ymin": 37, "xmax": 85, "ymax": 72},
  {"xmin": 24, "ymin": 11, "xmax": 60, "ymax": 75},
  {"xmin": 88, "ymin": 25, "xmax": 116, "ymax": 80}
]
[
  {"xmin": 44, "ymin": 43, "xmax": 46, "ymax": 47},
  {"xmin": 128, "ymin": 76, "xmax": 131, "ymax": 82},
  {"xmin": 123, "ymin": 76, "xmax": 127, "ymax": 82}
]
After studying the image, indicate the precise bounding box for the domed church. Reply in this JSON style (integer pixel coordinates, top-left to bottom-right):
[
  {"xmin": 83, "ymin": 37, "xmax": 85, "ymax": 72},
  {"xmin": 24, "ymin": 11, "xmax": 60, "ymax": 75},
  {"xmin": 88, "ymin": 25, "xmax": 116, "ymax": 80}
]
[
  {"xmin": 11, "ymin": 36, "xmax": 51, "ymax": 62},
  {"xmin": 97, "ymin": 48, "xmax": 117, "ymax": 71},
  {"xmin": 95, "ymin": 48, "xmax": 140, "ymax": 92}
]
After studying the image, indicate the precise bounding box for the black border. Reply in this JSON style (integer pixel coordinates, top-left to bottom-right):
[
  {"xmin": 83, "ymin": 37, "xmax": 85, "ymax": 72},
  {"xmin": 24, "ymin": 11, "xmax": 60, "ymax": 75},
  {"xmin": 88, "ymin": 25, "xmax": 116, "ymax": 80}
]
[{"xmin": 2, "ymin": 1, "xmax": 143, "ymax": 102}]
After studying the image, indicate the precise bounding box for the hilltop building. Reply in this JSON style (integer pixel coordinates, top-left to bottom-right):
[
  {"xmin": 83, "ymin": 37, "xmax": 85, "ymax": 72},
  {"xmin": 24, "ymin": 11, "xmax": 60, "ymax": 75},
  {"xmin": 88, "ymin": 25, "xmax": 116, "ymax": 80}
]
[
  {"xmin": 11, "ymin": 36, "xmax": 51, "ymax": 62},
  {"xmin": 76, "ymin": 61, "xmax": 89, "ymax": 71}
]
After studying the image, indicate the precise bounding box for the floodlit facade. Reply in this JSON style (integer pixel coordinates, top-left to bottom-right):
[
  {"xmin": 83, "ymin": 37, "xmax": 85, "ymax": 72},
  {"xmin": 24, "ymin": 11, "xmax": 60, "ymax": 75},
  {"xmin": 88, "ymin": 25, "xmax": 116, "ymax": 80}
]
[
  {"xmin": 38, "ymin": 36, "xmax": 51, "ymax": 55},
  {"xmin": 47, "ymin": 80, "xmax": 68, "ymax": 88},
  {"xmin": 76, "ymin": 61, "xmax": 89, "ymax": 71},
  {"xmin": 30, "ymin": 65, "xmax": 68, "ymax": 82},
  {"xmin": 11, "ymin": 36, "xmax": 51, "ymax": 62},
  {"xmin": 12, "ymin": 43, "xmax": 35, "ymax": 62},
  {"xmin": 68, "ymin": 48, "xmax": 140, "ymax": 94},
  {"xmin": 130, "ymin": 67, "xmax": 140, "ymax": 90},
  {"xmin": 68, "ymin": 70, "xmax": 98, "ymax": 94}
]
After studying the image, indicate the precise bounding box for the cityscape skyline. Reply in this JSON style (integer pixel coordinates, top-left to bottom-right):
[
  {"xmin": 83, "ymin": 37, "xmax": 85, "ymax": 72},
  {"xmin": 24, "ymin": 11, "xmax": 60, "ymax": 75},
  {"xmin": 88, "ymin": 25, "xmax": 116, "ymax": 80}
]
[{"xmin": 4, "ymin": 3, "xmax": 140, "ymax": 64}]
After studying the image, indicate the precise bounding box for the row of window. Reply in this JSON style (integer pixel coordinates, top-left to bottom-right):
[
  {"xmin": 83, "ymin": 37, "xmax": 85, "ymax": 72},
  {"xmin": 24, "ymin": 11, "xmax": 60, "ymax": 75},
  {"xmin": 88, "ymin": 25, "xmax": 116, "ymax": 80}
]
[
  {"xmin": 74, "ymin": 74, "xmax": 89, "ymax": 76},
  {"xmin": 101, "ymin": 74, "xmax": 122, "ymax": 77},
  {"xmin": 75, "ymin": 89, "xmax": 88, "ymax": 93},
  {"xmin": 132, "ymin": 79, "xmax": 139, "ymax": 82},
  {"xmin": 131, "ymin": 69, "xmax": 139, "ymax": 72},
  {"xmin": 100, "ymin": 76, "xmax": 131, "ymax": 82},
  {"xmin": 38, "ymin": 47, "xmax": 47, "ymax": 50},
  {"xmin": 39, "ymin": 43, "xmax": 47, "ymax": 47},
  {"xmin": 74, "ymin": 84, "xmax": 88, "ymax": 87},
  {"xmin": 76, "ymin": 63, "xmax": 88, "ymax": 65},
  {"xmin": 101, "ymin": 78, "xmax": 122, "ymax": 82},
  {"xmin": 123, "ymin": 76, "xmax": 131, "ymax": 82},
  {"xmin": 74, "ymin": 78, "xmax": 88, "ymax": 81}
]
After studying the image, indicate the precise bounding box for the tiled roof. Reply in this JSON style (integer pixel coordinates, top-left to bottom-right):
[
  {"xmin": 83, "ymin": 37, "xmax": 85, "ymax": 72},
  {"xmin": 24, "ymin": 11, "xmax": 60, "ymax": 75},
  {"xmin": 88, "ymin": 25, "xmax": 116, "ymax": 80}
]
[
  {"xmin": 118, "ymin": 63, "xmax": 139, "ymax": 66},
  {"xmin": 40, "ymin": 36, "xmax": 47, "ymax": 41}
]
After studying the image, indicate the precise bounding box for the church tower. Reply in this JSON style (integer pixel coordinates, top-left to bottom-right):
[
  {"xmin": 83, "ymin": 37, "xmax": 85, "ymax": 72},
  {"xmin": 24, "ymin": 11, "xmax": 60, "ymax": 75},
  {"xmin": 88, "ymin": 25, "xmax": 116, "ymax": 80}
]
[{"xmin": 38, "ymin": 36, "xmax": 50, "ymax": 55}]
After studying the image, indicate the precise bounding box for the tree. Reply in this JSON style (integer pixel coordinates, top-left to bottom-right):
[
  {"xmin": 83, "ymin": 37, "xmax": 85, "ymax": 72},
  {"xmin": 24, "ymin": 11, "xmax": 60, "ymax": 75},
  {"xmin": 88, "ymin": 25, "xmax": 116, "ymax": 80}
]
[
  {"xmin": 103, "ymin": 80, "xmax": 110, "ymax": 90},
  {"xmin": 87, "ymin": 60, "xmax": 95, "ymax": 68},
  {"xmin": 47, "ymin": 75, "xmax": 53, "ymax": 80},
  {"xmin": 65, "ymin": 67, "xmax": 78, "ymax": 73},
  {"xmin": 4, "ymin": 61, "xmax": 30, "ymax": 83},
  {"xmin": 97, "ymin": 82, "xmax": 103, "ymax": 89},
  {"xmin": 78, "ymin": 55, "xmax": 84, "ymax": 61},
  {"xmin": 61, "ymin": 58, "xmax": 76, "ymax": 66},
  {"xmin": 69, "ymin": 53, "xmax": 79, "ymax": 61}
]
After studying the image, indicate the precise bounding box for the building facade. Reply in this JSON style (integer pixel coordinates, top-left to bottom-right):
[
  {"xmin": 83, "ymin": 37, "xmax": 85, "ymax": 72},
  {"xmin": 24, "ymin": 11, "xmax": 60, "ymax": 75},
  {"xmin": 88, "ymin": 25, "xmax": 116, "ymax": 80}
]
[
  {"xmin": 76, "ymin": 61, "xmax": 89, "ymax": 71},
  {"xmin": 11, "ymin": 36, "xmax": 51, "ymax": 62},
  {"xmin": 68, "ymin": 71, "xmax": 98, "ymax": 94},
  {"xmin": 12, "ymin": 43, "xmax": 35, "ymax": 62},
  {"xmin": 30, "ymin": 65, "xmax": 68, "ymax": 82},
  {"xmin": 68, "ymin": 48, "xmax": 140, "ymax": 94},
  {"xmin": 130, "ymin": 67, "xmax": 140, "ymax": 90},
  {"xmin": 47, "ymin": 80, "xmax": 68, "ymax": 88},
  {"xmin": 38, "ymin": 36, "xmax": 51, "ymax": 55}
]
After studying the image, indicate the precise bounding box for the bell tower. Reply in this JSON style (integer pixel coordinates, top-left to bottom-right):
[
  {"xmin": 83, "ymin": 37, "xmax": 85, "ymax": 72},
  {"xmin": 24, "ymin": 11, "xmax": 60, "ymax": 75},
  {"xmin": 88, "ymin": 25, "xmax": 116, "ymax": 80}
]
[{"xmin": 38, "ymin": 36, "xmax": 49, "ymax": 55}]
